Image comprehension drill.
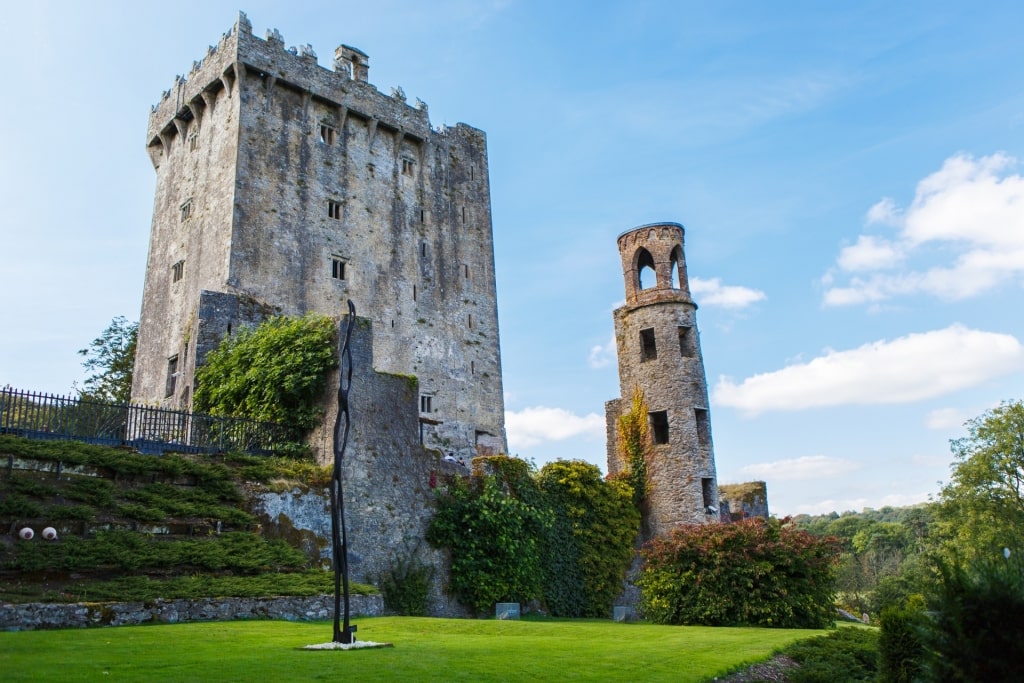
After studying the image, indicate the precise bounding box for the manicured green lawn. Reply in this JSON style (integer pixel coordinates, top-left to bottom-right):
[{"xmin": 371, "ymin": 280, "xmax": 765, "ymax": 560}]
[{"xmin": 0, "ymin": 617, "xmax": 824, "ymax": 682}]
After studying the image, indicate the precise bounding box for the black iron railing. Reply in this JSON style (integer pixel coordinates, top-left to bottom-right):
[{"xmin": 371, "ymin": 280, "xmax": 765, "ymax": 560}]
[{"xmin": 0, "ymin": 387, "xmax": 303, "ymax": 456}]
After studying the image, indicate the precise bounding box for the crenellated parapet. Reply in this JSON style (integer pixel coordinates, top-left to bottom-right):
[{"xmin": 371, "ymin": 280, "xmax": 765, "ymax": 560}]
[{"xmin": 146, "ymin": 12, "xmax": 443, "ymax": 169}]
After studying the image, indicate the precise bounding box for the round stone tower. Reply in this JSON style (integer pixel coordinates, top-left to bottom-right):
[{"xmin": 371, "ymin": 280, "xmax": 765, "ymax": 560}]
[{"xmin": 604, "ymin": 222, "xmax": 719, "ymax": 540}]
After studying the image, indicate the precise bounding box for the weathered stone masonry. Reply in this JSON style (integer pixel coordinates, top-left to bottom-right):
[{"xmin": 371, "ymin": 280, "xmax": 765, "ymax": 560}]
[
  {"xmin": 132, "ymin": 12, "xmax": 507, "ymax": 464},
  {"xmin": 605, "ymin": 223, "xmax": 719, "ymax": 541}
]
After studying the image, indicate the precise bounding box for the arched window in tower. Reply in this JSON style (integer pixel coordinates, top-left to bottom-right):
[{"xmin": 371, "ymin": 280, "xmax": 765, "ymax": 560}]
[
  {"xmin": 636, "ymin": 247, "xmax": 656, "ymax": 290},
  {"xmin": 670, "ymin": 246, "xmax": 683, "ymax": 290}
]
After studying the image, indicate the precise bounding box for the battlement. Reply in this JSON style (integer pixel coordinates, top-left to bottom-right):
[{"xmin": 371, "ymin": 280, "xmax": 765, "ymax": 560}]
[{"xmin": 146, "ymin": 11, "xmax": 461, "ymax": 167}]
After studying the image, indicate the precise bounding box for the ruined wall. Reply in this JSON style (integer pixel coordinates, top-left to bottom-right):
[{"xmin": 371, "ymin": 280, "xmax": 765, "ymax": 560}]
[
  {"xmin": 133, "ymin": 12, "xmax": 506, "ymax": 461},
  {"xmin": 718, "ymin": 481, "xmax": 770, "ymax": 521},
  {"xmin": 251, "ymin": 317, "xmax": 464, "ymax": 615},
  {"xmin": 605, "ymin": 223, "xmax": 718, "ymax": 540}
]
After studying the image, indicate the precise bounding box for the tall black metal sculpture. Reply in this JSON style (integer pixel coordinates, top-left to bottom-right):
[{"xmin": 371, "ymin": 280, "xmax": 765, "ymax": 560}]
[{"xmin": 331, "ymin": 300, "xmax": 356, "ymax": 644}]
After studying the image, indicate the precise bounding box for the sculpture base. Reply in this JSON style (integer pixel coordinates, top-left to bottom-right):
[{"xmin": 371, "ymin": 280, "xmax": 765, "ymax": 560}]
[{"xmin": 303, "ymin": 640, "xmax": 393, "ymax": 650}]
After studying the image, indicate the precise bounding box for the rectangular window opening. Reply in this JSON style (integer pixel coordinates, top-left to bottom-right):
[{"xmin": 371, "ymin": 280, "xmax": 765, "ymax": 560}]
[
  {"xmin": 468, "ymin": 313, "xmax": 473, "ymax": 329},
  {"xmin": 702, "ymin": 478, "xmax": 715, "ymax": 512},
  {"xmin": 180, "ymin": 200, "xmax": 193, "ymax": 222},
  {"xmin": 171, "ymin": 260, "xmax": 185, "ymax": 283},
  {"xmin": 320, "ymin": 124, "xmax": 337, "ymax": 145},
  {"xmin": 413, "ymin": 284, "xmax": 417, "ymax": 302},
  {"xmin": 420, "ymin": 209, "xmax": 425, "ymax": 224},
  {"xmin": 188, "ymin": 131, "xmax": 199, "ymax": 151},
  {"xmin": 640, "ymin": 328, "xmax": 657, "ymax": 362},
  {"xmin": 461, "ymin": 206, "xmax": 466, "ymax": 223},
  {"xmin": 165, "ymin": 355, "xmax": 179, "ymax": 398},
  {"xmin": 420, "ymin": 395, "xmax": 433, "ymax": 413},
  {"xmin": 331, "ymin": 257, "xmax": 346, "ymax": 280},
  {"xmin": 695, "ymin": 408, "xmax": 710, "ymax": 447},
  {"xmin": 401, "ymin": 158, "xmax": 415, "ymax": 176},
  {"xmin": 679, "ymin": 326, "xmax": 695, "ymax": 357},
  {"xmin": 649, "ymin": 410, "xmax": 669, "ymax": 445},
  {"xmin": 328, "ymin": 200, "xmax": 342, "ymax": 220},
  {"xmin": 464, "ymin": 264, "xmax": 469, "ymax": 279},
  {"xmin": 471, "ymin": 361, "xmax": 475, "ymax": 375}
]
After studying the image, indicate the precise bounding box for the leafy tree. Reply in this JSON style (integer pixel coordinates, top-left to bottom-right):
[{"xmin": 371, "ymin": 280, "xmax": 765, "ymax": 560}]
[
  {"xmin": 936, "ymin": 400, "xmax": 1024, "ymax": 561},
  {"xmin": 76, "ymin": 316, "xmax": 138, "ymax": 403},
  {"xmin": 638, "ymin": 517, "xmax": 841, "ymax": 628},
  {"xmin": 193, "ymin": 314, "xmax": 336, "ymax": 429}
]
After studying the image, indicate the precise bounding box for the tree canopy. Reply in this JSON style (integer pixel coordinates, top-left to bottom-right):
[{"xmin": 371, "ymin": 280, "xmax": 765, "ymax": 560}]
[
  {"xmin": 936, "ymin": 400, "xmax": 1024, "ymax": 560},
  {"xmin": 76, "ymin": 316, "xmax": 138, "ymax": 404}
]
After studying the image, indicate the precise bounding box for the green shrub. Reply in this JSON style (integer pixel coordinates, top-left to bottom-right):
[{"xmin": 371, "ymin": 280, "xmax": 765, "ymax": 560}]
[
  {"xmin": 45, "ymin": 504, "xmax": 95, "ymax": 521},
  {"xmin": 427, "ymin": 461, "xmax": 548, "ymax": 613},
  {"xmin": 378, "ymin": 553, "xmax": 434, "ymax": 616},
  {"xmin": 427, "ymin": 456, "xmax": 639, "ymax": 618},
  {"xmin": 785, "ymin": 627, "xmax": 879, "ymax": 683},
  {"xmin": 0, "ymin": 493, "xmax": 43, "ymax": 518},
  {"xmin": 878, "ymin": 606, "xmax": 926, "ymax": 683},
  {"xmin": 923, "ymin": 549, "xmax": 1024, "ymax": 682},
  {"xmin": 639, "ymin": 517, "xmax": 840, "ymax": 628},
  {"xmin": 66, "ymin": 476, "xmax": 115, "ymax": 506},
  {"xmin": 8, "ymin": 475, "xmax": 59, "ymax": 498},
  {"xmin": 194, "ymin": 313, "xmax": 337, "ymax": 431},
  {"xmin": 2, "ymin": 530, "xmax": 307, "ymax": 575}
]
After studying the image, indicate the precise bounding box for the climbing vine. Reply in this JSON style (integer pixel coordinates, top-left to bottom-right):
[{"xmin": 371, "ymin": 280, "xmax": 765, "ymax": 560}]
[
  {"xmin": 426, "ymin": 459, "xmax": 548, "ymax": 613},
  {"xmin": 428, "ymin": 455, "xmax": 639, "ymax": 617},
  {"xmin": 538, "ymin": 460, "xmax": 639, "ymax": 617},
  {"xmin": 617, "ymin": 385, "xmax": 651, "ymax": 506}
]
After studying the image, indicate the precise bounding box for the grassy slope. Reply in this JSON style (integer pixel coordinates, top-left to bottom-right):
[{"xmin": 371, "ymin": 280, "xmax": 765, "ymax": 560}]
[{"xmin": 0, "ymin": 617, "xmax": 825, "ymax": 683}]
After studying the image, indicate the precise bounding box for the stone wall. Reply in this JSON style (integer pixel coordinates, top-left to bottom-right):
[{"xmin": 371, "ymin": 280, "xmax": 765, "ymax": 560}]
[{"xmin": 0, "ymin": 595, "xmax": 383, "ymax": 632}]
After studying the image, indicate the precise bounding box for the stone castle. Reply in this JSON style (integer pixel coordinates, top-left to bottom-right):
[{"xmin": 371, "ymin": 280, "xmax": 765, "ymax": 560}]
[
  {"xmin": 131, "ymin": 12, "xmax": 506, "ymax": 463},
  {"xmin": 127, "ymin": 12, "xmax": 759, "ymax": 605}
]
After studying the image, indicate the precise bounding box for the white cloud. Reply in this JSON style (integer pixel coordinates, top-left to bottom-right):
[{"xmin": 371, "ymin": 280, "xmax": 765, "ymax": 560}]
[
  {"xmin": 738, "ymin": 455, "xmax": 860, "ymax": 481},
  {"xmin": 690, "ymin": 276, "xmax": 766, "ymax": 308},
  {"xmin": 824, "ymin": 152, "xmax": 1024, "ymax": 305},
  {"xmin": 865, "ymin": 197, "xmax": 900, "ymax": 226},
  {"xmin": 713, "ymin": 324, "xmax": 1024, "ymax": 415},
  {"xmin": 588, "ymin": 334, "xmax": 617, "ymax": 369},
  {"xmin": 836, "ymin": 235, "xmax": 903, "ymax": 272},
  {"xmin": 505, "ymin": 406, "xmax": 605, "ymax": 449}
]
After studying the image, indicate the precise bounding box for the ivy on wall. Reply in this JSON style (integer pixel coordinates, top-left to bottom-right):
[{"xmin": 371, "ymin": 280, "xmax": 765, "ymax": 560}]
[
  {"xmin": 427, "ymin": 456, "xmax": 639, "ymax": 617},
  {"xmin": 194, "ymin": 314, "xmax": 337, "ymax": 430},
  {"xmin": 617, "ymin": 385, "xmax": 650, "ymax": 506},
  {"xmin": 538, "ymin": 460, "xmax": 640, "ymax": 617}
]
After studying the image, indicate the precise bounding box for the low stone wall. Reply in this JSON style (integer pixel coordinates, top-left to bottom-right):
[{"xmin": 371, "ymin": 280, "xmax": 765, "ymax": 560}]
[{"xmin": 0, "ymin": 594, "xmax": 383, "ymax": 631}]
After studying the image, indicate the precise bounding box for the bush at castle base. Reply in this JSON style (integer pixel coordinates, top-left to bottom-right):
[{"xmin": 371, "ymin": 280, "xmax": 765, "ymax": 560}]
[{"xmin": 638, "ymin": 517, "xmax": 840, "ymax": 628}]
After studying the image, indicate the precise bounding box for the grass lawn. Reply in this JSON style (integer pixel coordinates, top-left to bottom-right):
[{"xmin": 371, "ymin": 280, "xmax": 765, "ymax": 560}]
[{"xmin": 0, "ymin": 616, "xmax": 825, "ymax": 682}]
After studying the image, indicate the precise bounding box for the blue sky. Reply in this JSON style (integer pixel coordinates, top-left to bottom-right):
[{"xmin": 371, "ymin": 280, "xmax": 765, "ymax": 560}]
[{"xmin": 1, "ymin": 1, "xmax": 1022, "ymax": 516}]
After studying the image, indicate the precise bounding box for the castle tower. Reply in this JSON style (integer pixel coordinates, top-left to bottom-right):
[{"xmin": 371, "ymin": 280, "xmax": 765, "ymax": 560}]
[
  {"xmin": 605, "ymin": 222, "xmax": 718, "ymax": 540},
  {"xmin": 131, "ymin": 13, "xmax": 506, "ymax": 461}
]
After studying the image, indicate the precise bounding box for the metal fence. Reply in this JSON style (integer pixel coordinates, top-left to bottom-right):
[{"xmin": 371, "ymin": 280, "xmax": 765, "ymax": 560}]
[{"xmin": 0, "ymin": 387, "xmax": 303, "ymax": 456}]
